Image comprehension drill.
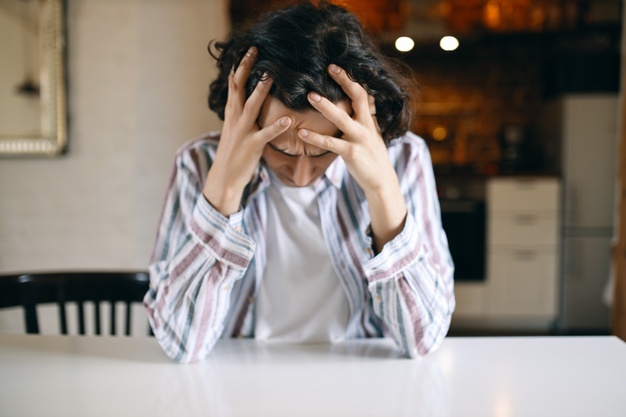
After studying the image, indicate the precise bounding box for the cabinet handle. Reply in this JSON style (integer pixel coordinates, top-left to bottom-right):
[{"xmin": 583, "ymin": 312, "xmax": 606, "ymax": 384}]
[
  {"xmin": 514, "ymin": 250, "xmax": 536, "ymax": 261},
  {"xmin": 515, "ymin": 214, "xmax": 536, "ymax": 225},
  {"xmin": 514, "ymin": 179, "xmax": 538, "ymax": 189}
]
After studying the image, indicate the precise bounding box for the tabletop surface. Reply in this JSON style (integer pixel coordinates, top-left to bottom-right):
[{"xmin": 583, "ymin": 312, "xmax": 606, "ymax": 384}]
[{"xmin": 1, "ymin": 334, "xmax": 625, "ymax": 417}]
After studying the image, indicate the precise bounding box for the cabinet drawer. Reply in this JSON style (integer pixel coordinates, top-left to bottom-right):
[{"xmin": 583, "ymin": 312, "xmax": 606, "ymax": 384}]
[
  {"xmin": 488, "ymin": 178, "xmax": 560, "ymax": 212},
  {"xmin": 487, "ymin": 249, "xmax": 559, "ymax": 318},
  {"xmin": 489, "ymin": 214, "xmax": 559, "ymax": 246}
]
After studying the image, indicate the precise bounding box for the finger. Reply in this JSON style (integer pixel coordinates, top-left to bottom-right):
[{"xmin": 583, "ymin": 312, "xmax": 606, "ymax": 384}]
[
  {"xmin": 254, "ymin": 116, "xmax": 292, "ymax": 145},
  {"xmin": 233, "ymin": 46, "xmax": 257, "ymax": 86},
  {"xmin": 328, "ymin": 64, "xmax": 370, "ymax": 117},
  {"xmin": 297, "ymin": 128, "xmax": 350, "ymax": 156},
  {"xmin": 368, "ymin": 95, "xmax": 376, "ymax": 116},
  {"xmin": 307, "ymin": 92, "xmax": 358, "ymax": 137},
  {"xmin": 229, "ymin": 46, "xmax": 257, "ymax": 107},
  {"xmin": 242, "ymin": 73, "xmax": 273, "ymax": 123}
]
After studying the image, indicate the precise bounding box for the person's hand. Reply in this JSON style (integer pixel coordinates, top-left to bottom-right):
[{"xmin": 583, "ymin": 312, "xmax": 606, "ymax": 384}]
[
  {"xmin": 298, "ymin": 64, "xmax": 407, "ymax": 251},
  {"xmin": 204, "ymin": 46, "xmax": 292, "ymax": 216},
  {"xmin": 297, "ymin": 64, "xmax": 393, "ymax": 195}
]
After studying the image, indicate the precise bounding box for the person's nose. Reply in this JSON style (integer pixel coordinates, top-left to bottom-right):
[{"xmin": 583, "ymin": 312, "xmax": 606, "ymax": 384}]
[{"xmin": 291, "ymin": 157, "xmax": 316, "ymax": 187}]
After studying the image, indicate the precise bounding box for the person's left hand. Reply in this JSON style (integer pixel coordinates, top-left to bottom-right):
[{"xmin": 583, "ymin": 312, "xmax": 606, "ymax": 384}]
[
  {"xmin": 297, "ymin": 64, "xmax": 395, "ymax": 196},
  {"xmin": 298, "ymin": 64, "xmax": 407, "ymax": 251}
]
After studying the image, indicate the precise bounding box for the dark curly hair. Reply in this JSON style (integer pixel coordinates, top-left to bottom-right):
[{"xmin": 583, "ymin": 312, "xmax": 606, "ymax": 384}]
[{"xmin": 208, "ymin": 1, "xmax": 413, "ymax": 144}]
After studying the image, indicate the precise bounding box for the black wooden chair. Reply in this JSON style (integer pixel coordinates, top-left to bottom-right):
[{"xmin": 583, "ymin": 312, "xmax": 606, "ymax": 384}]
[{"xmin": 0, "ymin": 272, "xmax": 150, "ymax": 335}]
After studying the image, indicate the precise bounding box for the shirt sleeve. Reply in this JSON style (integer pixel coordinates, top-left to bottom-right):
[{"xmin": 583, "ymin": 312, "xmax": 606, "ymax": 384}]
[
  {"xmin": 143, "ymin": 144, "xmax": 256, "ymax": 363},
  {"xmin": 362, "ymin": 135, "xmax": 455, "ymax": 358}
]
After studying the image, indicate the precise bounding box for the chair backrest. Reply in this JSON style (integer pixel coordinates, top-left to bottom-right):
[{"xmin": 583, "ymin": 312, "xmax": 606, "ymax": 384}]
[{"xmin": 0, "ymin": 272, "xmax": 150, "ymax": 336}]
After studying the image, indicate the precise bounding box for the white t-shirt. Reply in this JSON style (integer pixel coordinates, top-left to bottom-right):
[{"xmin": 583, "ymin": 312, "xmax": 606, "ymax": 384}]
[{"xmin": 254, "ymin": 172, "xmax": 350, "ymax": 342}]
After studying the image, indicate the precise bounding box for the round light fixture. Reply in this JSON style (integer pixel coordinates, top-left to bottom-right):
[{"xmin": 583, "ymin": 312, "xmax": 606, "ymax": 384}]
[
  {"xmin": 432, "ymin": 126, "xmax": 448, "ymax": 141},
  {"xmin": 395, "ymin": 36, "xmax": 415, "ymax": 52},
  {"xmin": 439, "ymin": 36, "xmax": 459, "ymax": 51}
]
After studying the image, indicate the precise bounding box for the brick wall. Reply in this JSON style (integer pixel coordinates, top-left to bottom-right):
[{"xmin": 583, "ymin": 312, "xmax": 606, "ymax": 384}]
[{"xmin": 403, "ymin": 39, "xmax": 545, "ymax": 175}]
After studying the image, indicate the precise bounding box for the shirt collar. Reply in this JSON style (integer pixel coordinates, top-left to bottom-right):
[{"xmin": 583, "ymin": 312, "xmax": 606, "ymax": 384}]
[
  {"xmin": 242, "ymin": 165, "xmax": 271, "ymax": 205},
  {"xmin": 324, "ymin": 157, "xmax": 346, "ymax": 189}
]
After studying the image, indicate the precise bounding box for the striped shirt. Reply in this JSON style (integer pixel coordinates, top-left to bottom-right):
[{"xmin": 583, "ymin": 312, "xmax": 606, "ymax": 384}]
[{"xmin": 144, "ymin": 131, "xmax": 455, "ymax": 363}]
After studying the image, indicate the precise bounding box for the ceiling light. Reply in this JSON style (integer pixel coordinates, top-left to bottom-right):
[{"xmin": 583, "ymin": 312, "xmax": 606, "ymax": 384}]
[
  {"xmin": 395, "ymin": 36, "xmax": 415, "ymax": 52},
  {"xmin": 432, "ymin": 126, "xmax": 448, "ymax": 141},
  {"xmin": 440, "ymin": 36, "xmax": 459, "ymax": 51}
]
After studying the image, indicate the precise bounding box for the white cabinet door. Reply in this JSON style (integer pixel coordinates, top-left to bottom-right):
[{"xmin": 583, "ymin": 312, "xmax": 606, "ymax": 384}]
[
  {"xmin": 488, "ymin": 178, "xmax": 560, "ymax": 212},
  {"xmin": 488, "ymin": 248, "xmax": 559, "ymax": 318},
  {"xmin": 489, "ymin": 214, "xmax": 559, "ymax": 246}
]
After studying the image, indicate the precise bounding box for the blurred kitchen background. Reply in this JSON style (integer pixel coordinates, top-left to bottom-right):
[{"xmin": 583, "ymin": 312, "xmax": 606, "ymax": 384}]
[{"xmin": 0, "ymin": 0, "xmax": 623, "ymax": 336}]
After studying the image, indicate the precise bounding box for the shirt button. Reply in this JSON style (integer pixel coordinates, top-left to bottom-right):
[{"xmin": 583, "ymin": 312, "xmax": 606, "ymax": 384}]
[
  {"xmin": 223, "ymin": 283, "xmax": 231, "ymax": 291},
  {"xmin": 235, "ymin": 225, "xmax": 242, "ymax": 232},
  {"xmin": 375, "ymin": 294, "xmax": 382, "ymax": 302}
]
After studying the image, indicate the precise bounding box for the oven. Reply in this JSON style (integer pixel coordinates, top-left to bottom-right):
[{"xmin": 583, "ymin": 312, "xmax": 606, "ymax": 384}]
[{"xmin": 439, "ymin": 199, "xmax": 486, "ymax": 282}]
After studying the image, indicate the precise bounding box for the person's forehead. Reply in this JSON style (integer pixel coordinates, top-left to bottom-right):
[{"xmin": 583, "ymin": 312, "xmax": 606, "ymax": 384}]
[
  {"xmin": 259, "ymin": 97, "xmax": 349, "ymax": 152},
  {"xmin": 269, "ymin": 127, "xmax": 328, "ymax": 156}
]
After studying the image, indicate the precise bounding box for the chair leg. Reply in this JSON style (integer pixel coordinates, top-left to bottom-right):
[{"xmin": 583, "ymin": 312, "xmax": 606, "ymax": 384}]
[
  {"xmin": 125, "ymin": 301, "xmax": 131, "ymax": 336},
  {"xmin": 24, "ymin": 304, "xmax": 39, "ymax": 334},
  {"xmin": 110, "ymin": 301, "xmax": 116, "ymax": 336},
  {"xmin": 77, "ymin": 301, "xmax": 85, "ymax": 335},
  {"xmin": 94, "ymin": 301, "xmax": 101, "ymax": 335},
  {"xmin": 59, "ymin": 300, "xmax": 68, "ymax": 335}
]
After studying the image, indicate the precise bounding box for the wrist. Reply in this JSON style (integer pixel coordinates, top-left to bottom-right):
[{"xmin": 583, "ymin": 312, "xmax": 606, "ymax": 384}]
[
  {"xmin": 363, "ymin": 170, "xmax": 401, "ymax": 202},
  {"xmin": 203, "ymin": 168, "xmax": 245, "ymax": 216},
  {"xmin": 364, "ymin": 178, "xmax": 407, "ymax": 252}
]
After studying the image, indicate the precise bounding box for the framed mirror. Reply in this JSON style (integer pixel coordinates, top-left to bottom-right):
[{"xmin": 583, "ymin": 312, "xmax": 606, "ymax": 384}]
[{"xmin": 0, "ymin": 0, "xmax": 67, "ymax": 157}]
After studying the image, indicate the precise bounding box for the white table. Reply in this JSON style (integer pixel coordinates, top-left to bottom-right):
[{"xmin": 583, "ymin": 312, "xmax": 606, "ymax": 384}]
[{"xmin": 1, "ymin": 335, "xmax": 625, "ymax": 417}]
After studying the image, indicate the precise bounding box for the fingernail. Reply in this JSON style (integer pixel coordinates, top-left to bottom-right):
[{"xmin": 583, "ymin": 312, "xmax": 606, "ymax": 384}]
[
  {"xmin": 329, "ymin": 64, "xmax": 341, "ymax": 74},
  {"xmin": 298, "ymin": 129, "xmax": 309, "ymax": 138},
  {"xmin": 308, "ymin": 92, "xmax": 322, "ymax": 102},
  {"xmin": 246, "ymin": 46, "xmax": 256, "ymax": 57},
  {"xmin": 280, "ymin": 116, "xmax": 291, "ymax": 127},
  {"xmin": 262, "ymin": 72, "xmax": 271, "ymax": 83}
]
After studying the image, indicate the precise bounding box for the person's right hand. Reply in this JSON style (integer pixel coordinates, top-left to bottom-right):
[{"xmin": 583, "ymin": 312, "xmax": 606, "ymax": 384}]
[{"xmin": 203, "ymin": 46, "xmax": 291, "ymax": 216}]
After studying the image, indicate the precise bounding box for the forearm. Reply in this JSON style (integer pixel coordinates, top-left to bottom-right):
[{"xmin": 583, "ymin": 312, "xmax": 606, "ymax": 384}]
[
  {"xmin": 364, "ymin": 214, "xmax": 455, "ymax": 358},
  {"xmin": 203, "ymin": 163, "xmax": 247, "ymax": 217},
  {"xmin": 364, "ymin": 170, "xmax": 407, "ymax": 254},
  {"xmin": 363, "ymin": 136, "xmax": 455, "ymax": 357},
  {"xmin": 146, "ymin": 193, "xmax": 255, "ymax": 363},
  {"xmin": 146, "ymin": 251, "xmax": 239, "ymax": 363}
]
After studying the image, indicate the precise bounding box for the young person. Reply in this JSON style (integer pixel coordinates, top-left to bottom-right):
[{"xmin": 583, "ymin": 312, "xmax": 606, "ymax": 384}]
[{"xmin": 145, "ymin": 1, "xmax": 455, "ymax": 363}]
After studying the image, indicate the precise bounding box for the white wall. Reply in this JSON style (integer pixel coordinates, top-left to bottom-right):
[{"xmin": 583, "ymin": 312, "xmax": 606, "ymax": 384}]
[{"xmin": 0, "ymin": 0, "xmax": 229, "ymax": 274}]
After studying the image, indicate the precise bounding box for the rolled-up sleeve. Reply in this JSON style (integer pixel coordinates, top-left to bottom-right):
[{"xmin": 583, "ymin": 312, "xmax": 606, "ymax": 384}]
[
  {"xmin": 144, "ymin": 143, "xmax": 255, "ymax": 363},
  {"xmin": 363, "ymin": 134, "xmax": 455, "ymax": 358}
]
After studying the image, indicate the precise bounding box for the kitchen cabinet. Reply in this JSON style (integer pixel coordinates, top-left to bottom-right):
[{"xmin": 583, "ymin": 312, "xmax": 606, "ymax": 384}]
[
  {"xmin": 487, "ymin": 247, "xmax": 558, "ymax": 317},
  {"xmin": 486, "ymin": 177, "xmax": 561, "ymax": 320},
  {"xmin": 453, "ymin": 177, "xmax": 561, "ymax": 327}
]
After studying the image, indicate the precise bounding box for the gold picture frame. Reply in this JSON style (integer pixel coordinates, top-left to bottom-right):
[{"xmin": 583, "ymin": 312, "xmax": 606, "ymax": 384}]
[{"xmin": 0, "ymin": 0, "xmax": 67, "ymax": 157}]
